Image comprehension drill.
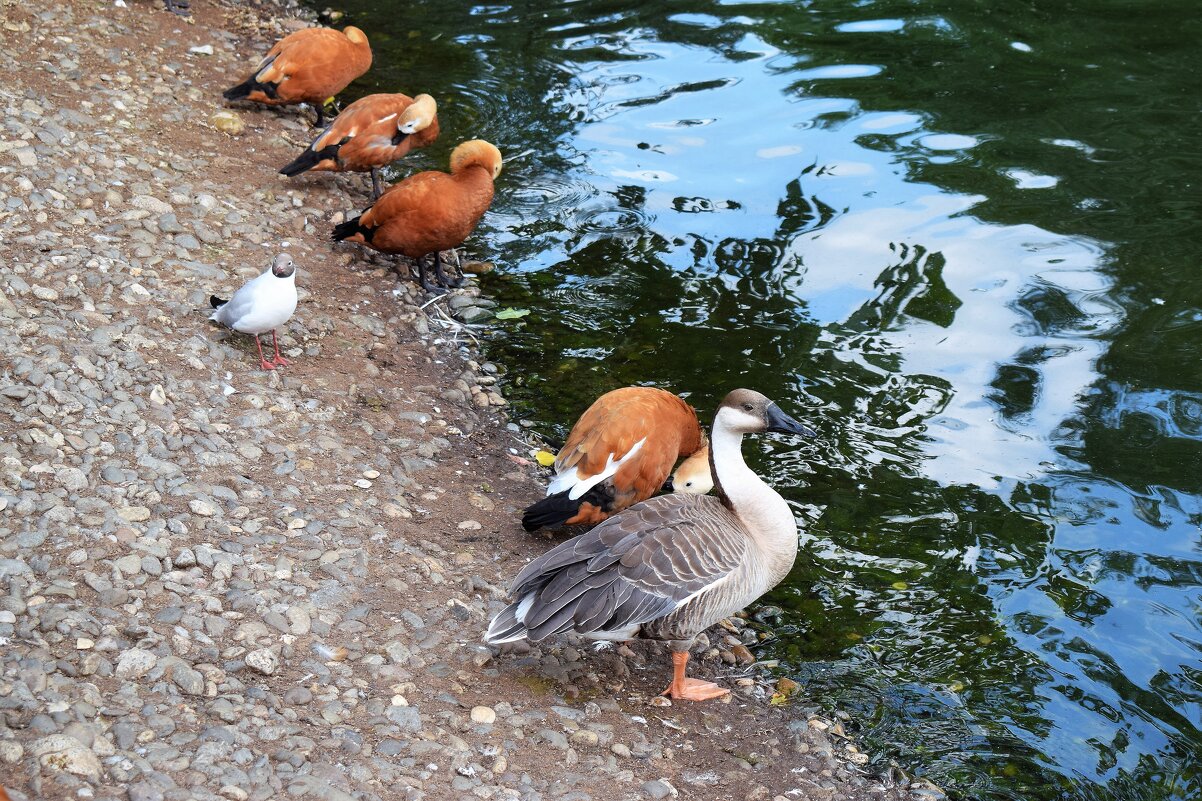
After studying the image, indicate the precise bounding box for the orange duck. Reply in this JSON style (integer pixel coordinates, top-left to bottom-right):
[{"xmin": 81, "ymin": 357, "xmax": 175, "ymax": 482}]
[
  {"xmin": 331, "ymin": 139, "xmax": 502, "ymax": 292},
  {"xmin": 522, "ymin": 387, "xmax": 710, "ymax": 532},
  {"xmin": 280, "ymin": 93, "xmax": 439, "ymax": 198},
  {"xmin": 223, "ymin": 26, "xmax": 372, "ymax": 126}
]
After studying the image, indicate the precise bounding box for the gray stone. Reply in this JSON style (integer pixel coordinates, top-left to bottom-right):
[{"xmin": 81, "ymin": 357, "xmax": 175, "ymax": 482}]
[{"xmin": 115, "ymin": 648, "xmax": 158, "ymax": 679}]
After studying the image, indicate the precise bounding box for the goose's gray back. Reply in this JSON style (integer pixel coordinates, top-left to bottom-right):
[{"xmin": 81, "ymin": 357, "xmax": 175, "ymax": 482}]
[{"xmin": 490, "ymin": 493, "xmax": 779, "ymax": 645}]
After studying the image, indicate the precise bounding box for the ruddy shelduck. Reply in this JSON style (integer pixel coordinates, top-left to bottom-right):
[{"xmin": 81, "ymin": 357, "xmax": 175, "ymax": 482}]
[
  {"xmin": 522, "ymin": 387, "xmax": 710, "ymax": 532},
  {"xmin": 331, "ymin": 139, "xmax": 502, "ymax": 292},
  {"xmin": 488, "ymin": 389, "xmax": 816, "ymax": 701},
  {"xmin": 223, "ymin": 26, "xmax": 372, "ymax": 126},
  {"xmin": 667, "ymin": 445, "xmax": 713, "ymax": 495},
  {"xmin": 280, "ymin": 93, "xmax": 439, "ymax": 198}
]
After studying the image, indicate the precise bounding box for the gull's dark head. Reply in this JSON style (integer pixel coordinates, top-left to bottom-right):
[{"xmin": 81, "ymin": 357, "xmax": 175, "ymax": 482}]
[{"xmin": 271, "ymin": 254, "xmax": 295, "ymax": 278}]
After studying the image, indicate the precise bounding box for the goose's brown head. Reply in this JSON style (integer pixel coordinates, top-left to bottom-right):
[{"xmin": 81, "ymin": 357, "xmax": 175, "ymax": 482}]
[{"xmin": 715, "ymin": 389, "xmax": 815, "ymax": 437}]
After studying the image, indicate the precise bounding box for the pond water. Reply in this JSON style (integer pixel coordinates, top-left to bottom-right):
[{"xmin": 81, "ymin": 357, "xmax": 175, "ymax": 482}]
[{"xmin": 311, "ymin": 1, "xmax": 1202, "ymax": 798}]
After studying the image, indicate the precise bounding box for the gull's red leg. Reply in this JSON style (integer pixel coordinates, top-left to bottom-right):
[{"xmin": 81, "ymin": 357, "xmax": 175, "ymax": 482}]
[
  {"xmin": 255, "ymin": 335, "xmax": 276, "ymax": 371},
  {"xmin": 271, "ymin": 330, "xmax": 290, "ymax": 366}
]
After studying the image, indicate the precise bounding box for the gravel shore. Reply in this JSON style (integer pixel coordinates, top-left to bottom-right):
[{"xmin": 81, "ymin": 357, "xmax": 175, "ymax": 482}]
[{"xmin": 0, "ymin": 2, "xmax": 943, "ymax": 799}]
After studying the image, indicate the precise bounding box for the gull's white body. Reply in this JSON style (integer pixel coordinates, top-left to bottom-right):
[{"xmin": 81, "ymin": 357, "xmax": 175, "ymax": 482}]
[{"xmin": 210, "ymin": 266, "xmax": 297, "ymax": 334}]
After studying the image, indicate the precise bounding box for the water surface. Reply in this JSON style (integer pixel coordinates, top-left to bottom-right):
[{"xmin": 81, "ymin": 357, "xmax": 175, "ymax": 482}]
[{"xmin": 314, "ymin": 1, "xmax": 1202, "ymax": 798}]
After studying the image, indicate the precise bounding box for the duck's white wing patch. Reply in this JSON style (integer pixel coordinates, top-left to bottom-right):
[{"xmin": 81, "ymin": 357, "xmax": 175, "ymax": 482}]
[
  {"xmin": 546, "ymin": 466, "xmax": 579, "ymax": 497},
  {"xmin": 559, "ymin": 437, "xmax": 646, "ymax": 501}
]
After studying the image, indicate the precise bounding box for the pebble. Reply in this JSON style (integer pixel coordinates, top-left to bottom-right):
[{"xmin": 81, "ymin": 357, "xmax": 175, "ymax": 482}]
[
  {"xmin": 470, "ymin": 706, "xmax": 496, "ymax": 724},
  {"xmin": 245, "ymin": 648, "xmax": 279, "ymax": 676},
  {"xmin": 115, "ymin": 648, "xmax": 158, "ymax": 679}
]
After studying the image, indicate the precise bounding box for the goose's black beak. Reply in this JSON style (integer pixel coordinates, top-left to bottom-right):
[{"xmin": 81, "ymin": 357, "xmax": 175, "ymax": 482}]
[
  {"xmin": 766, "ymin": 402, "xmax": 816, "ymax": 438},
  {"xmin": 662, "ymin": 476, "xmax": 675, "ymax": 493}
]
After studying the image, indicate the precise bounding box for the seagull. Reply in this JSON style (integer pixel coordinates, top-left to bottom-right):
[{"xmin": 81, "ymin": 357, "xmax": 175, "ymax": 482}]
[{"xmin": 209, "ymin": 253, "xmax": 298, "ymax": 371}]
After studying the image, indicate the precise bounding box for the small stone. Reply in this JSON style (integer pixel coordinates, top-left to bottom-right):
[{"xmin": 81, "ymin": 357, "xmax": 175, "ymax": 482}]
[
  {"xmin": 120, "ymin": 506, "xmax": 151, "ymax": 522},
  {"xmin": 149, "ymin": 384, "xmax": 167, "ymax": 405},
  {"xmin": 457, "ymin": 519, "xmax": 482, "ymax": 531},
  {"xmin": 245, "ymin": 648, "xmax": 279, "ymax": 676},
  {"xmin": 570, "ymin": 729, "xmax": 599, "ymax": 746},
  {"xmin": 209, "ymin": 110, "xmax": 245, "ymax": 136},
  {"xmin": 189, "ymin": 44, "xmax": 215, "ymax": 56},
  {"xmin": 189, "ymin": 499, "xmax": 218, "ymax": 517},
  {"xmin": 384, "ymin": 641, "xmax": 411, "ymax": 665},
  {"xmin": 31, "ymin": 734, "xmax": 101, "ymax": 779},
  {"xmin": 730, "ymin": 644, "xmax": 755, "ymax": 665},
  {"xmin": 776, "ymin": 677, "xmax": 800, "ymax": 696},
  {"xmin": 115, "ymin": 648, "xmax": 158, "ymax": 679},
  {"xmin": 284, "ymin": 687, "xmax": 313, "ymax": 706},
  {"xmin": 641, "ymin": 779, "xmax": 676, "ymax": 799},
  {"xmin": 539, "ymin": 729, "xmax": 569, "ymax": 750},
  {"xmin": 470, "ymin": 706, "xmax": 496, "ymax": 725},
  {"xmin": 0, "ymin": 740, "xmax": 23, "ymax": 764},
  {"xmin": 76, "ymin": 638, "xmax": 94, "ymax": 650},
  {"xmin": 131, "ymin": 194, "xmax": 172, "ymax": 215},
  {"xmin": 460, "ymin": 260, "xmax": 494, "ymax": 275}
]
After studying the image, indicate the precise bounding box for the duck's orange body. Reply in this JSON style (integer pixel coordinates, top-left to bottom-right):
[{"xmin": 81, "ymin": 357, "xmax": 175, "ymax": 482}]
[
  {"xmin": 331, "ymin": 140, "xmax": 502, "ymax": 290},
  {"xmin": 224, "ymin": 26, "xmax": 372, "ymax": 124},
  {"xmin": 280, "ymin": 93, "xmax": 439, "ymax": 197},
  {"xmin": 522, "ymin": 387, "xmax": 708, "ymax": 531}
]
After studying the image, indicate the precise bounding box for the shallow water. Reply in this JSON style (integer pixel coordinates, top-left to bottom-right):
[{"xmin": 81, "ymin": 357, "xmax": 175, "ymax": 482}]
[{"xmin": 314, "ymin": 1, "xmax": 1202, "ymax": 797}]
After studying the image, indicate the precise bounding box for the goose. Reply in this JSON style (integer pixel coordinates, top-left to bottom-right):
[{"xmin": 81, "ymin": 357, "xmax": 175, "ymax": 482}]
[
  {"xmin": 279, "ymin": 93, "xmax": 439, "ymax": 199},
  {"xmin": 209, "ymin": 253, "xmax": 298, "ymax": 371},
  {"xmin": 222, "ymin": 26, "xmax": 372, "ymax": 127},
  {"xmin": 487, "ymin": 388, "xmax": 815, "ymax": 701},
  {"xmin": 522, "ymin": 387, "xmax": 709, "ymax": 532},
  {"xmin": 331, "ymin": 139, "xmax": 502, "ymax": 292}
]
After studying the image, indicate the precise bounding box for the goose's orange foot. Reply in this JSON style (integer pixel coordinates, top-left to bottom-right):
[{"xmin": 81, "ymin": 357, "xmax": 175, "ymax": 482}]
[{"xmin": 663, "ymin": 677, "xmax": 730, "ymax": 702}]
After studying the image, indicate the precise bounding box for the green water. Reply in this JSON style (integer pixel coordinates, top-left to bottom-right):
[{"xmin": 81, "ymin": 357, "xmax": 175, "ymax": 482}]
[{"xmin": 313, "ymin": 1, "xmax": 1202, "ymax": 798}]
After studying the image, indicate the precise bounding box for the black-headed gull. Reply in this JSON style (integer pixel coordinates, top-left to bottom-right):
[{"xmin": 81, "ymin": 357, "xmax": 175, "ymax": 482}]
[{"xmin": 210, "ymin": 253, "xmax": 298, "ymax": 371}]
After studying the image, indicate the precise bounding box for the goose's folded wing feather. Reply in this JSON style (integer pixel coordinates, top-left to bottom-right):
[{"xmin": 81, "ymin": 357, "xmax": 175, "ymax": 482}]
[{"xmin": 509, "ymin": 494, "xmax": 747, "ymax": 641}]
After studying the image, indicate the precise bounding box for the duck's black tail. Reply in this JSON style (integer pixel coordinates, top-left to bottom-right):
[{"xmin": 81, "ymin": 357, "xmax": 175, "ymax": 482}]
[
  {"xmin": 280, "ymin": 142, "xmax": 340, "ymax": 177},
  {"xmin": 521, "ymin": 485, "xmax": 613, "ymax": 532},
  {"xmin": 223, "ymin": 74, "xmax": 278, "ymax": 102},
  {"xmin": 331, "ymin": 215, "xmax": 374, "ymax": 243}
]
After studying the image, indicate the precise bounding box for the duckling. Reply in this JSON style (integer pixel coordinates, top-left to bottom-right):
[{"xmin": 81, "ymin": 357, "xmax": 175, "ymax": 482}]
[
  {"xmin": 522, "ymin": 387, "xmax": 709, "ymax": 532},
  {"xmin": 209, "ymin": 254, "xmax": 298, "ymax": 371},
  {"xmin": 331, "ymin": 139, "xmax": 502, "ymax": 292},
  {"xmin": 487, "ymin": 389, "xmax": 815, "ymax": 701},
  {"xmin": 223, "ymin": 26, "xmax": 372, "ymax": 126},
  {"xmin": 280, "ymin": 93, "xmax": 439, "ymax": 199}
]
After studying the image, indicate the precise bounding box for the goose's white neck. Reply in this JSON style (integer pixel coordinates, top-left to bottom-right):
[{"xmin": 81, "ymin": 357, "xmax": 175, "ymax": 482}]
[{"xmin": 710, "ymin": 410, "xmax": 800, "ymax": 565}]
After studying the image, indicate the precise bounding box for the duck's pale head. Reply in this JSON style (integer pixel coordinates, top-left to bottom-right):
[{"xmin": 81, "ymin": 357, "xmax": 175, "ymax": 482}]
[
  {"xmin": 397, "ymin": 94, "xmax": 437, "ymax": 136},
  {"xmin": 715, "ymin": 388, "xmax": 815, "ymax": 437},
  {"xmin": 668, "ymin": 445, "xmax": 714, "ymax": 494},
  {"xmin": 271, "ymin": 254, "xmax": 295, "ymax": 278}
]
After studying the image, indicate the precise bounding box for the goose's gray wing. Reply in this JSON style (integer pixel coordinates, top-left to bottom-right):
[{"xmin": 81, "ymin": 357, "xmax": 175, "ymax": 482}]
[{"xmin": 486, "ymin": 494, "xmax": 747, "ymax": 644}]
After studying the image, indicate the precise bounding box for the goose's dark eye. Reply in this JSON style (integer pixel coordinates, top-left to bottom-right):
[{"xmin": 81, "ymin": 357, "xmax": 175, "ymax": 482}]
[{"xmin": 742, "ymin": 403, "xmax": 754, "ymax": 412}]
